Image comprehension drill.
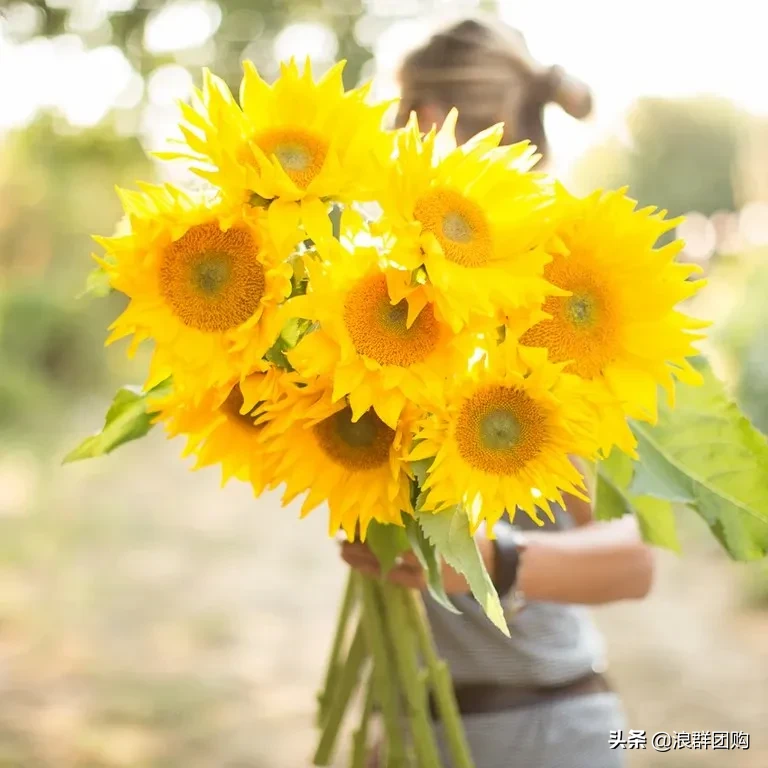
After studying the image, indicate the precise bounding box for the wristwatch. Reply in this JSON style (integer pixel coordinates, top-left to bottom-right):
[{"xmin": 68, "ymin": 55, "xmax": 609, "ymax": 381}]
[{"xmin": 492, "ymin": 523, "xmax": 528, "ymax": 610}]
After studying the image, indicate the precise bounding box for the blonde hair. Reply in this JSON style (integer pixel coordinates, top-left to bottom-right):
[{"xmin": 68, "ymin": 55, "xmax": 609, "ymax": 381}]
[{"xmin": 396, "ymin": 17, "xmax": 592, "ymax": 158}]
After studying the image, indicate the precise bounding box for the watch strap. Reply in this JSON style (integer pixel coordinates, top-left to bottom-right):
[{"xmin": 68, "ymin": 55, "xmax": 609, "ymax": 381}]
[{"xmin": 492, "ymin": 522, "xmax": 525, "ymax": 599}]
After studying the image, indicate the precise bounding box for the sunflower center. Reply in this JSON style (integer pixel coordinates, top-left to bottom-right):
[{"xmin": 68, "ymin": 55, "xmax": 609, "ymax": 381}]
[
  {"xmin": 160, "ymin": 222, "xmax": 265, "ymax": 333},
  {"xmin": 386, "ymin": 300, "xmax": 408, "ymax": 327},
  {"xmin": 275, "ymin": 144, "xmax": 310, "ymax": 171},
  {"xmin": 442, "ymin": 212, "xmax": 473, "ymax": 243},
  {"xmin": 252, "ymin": 127, "xmax": 329, "ymax": 189},
  {"xmin": 413, "ymin": 188, "xmax": 492, "ymax": 267},
  {"xmin": 220, "ymin": 384, "xmax": 262, "ymax": 430},
  {"xmin": 566, "ymin": 294, "xmax": 597, "ymax": 327},
  {"xmin": 479, "ymin": 409, "xmax": 521, "ymax": 451},
  {"xmin": 314, "ymin": 406, "xmax": 395, "ymax": 471},
  {"xmin": 193, "ymin": 253, "xmax": 231, "ymax": 296},
  {"xmin": 455, "ymin": 385, "xmax": 547, "ymax": 475},
  {"xmin": 343, "ymin": 272, "xmax": 440, "ymax": 367},
  {"xmin": 520, "ymin": 256, "xmax": 619, "ymax": 379}
]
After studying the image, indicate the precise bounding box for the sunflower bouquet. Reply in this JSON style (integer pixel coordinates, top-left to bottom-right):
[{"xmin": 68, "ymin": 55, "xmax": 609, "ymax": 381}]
[{"xmin": 68, "ymin": 58, "xmax": 768, "ymax": 767}]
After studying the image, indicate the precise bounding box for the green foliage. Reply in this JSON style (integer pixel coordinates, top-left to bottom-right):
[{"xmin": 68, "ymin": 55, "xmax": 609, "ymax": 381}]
[
  {"xmin": 627, "ymin": 97, "xmax": 742, "ymax": 216},
  {"xmin": 0, "ymin": 290, "xmax": 103, "ymax": 384},
  {"xmin": 78, "ymin": 252, "xmax": 117, "ymax": 302},
  {"xmin": 596, "ymin": 454, "xmax": 681, "ymax": 552},
  {"xmin": 0, "ymin": 290, "xmax": 113, "ymax": 436},
  {"xmin": 628, "ymin": 358, "xmax": 768, "ymax": 560},
  {"xmin": 264, "ymin": 316, "xmax": 313, "ymax": 370},
  {"xmin": 64, "ymin": 379, "xmax": 172, "ymax": 463},
  {"xmin": 404, "ymin": 455, "xmax": 461, "ymax": 613},
  {"xmin": 404, "ymin": 517, "xmax": 459, "ymax": 615},
  {"xmin": 410, "ymin": 457, "xmax": 431, "ymax": 490},
  {"xmin": 365, "ymin": 521, "xmax": 409, "ymax": 576},
  {"xmin": 0, "ymin": 365, "xmax": 54, "ymax": 436},
  {"xmin": 78, "ymin": 263, "xmax": 114, "ymax": 299},
  {"xmin": 594, "ymin": 452, "xmax": 634, "ymax": 521},
  {"xmin": 714, "ymin": 255, "xmax": 768, "ymax": 434},
  {"xmin": 596, "ymin": 358, "xmax": 768, "ymax": 560},
  {"xmin": 24, "ymin": 0, "xmax": 372, "ymax": 91},
  {"xmin": 415, "ymin": 507, "xmax": 509, "ymax": 637},
  {"xmin": 0, "ymin": 119, "xmax": 149, "ymax": 439},
  {"xmin": 572, "ymin": 96, "xmax": 745, "ymax": 222},
  {"xmin": 632, "ymin": 497, "xmax": 681, "ymax": 553}
]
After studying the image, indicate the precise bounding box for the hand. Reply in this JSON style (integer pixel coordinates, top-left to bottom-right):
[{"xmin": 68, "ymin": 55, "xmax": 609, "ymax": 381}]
[{"xmin": 339, "ymin": 533, "xmax": 496, "ymax": 595}]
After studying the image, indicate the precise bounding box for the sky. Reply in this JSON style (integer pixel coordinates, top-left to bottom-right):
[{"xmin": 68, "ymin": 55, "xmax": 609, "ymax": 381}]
[{"xmin": 0, "ymin": 0, "xmax": 766, "ymax": 180}]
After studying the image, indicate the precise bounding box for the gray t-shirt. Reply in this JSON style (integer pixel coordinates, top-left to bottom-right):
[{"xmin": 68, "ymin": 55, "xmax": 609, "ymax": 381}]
[{"xmin": 424, "ymin": 507, "xmax": 607, "ymax": 687}]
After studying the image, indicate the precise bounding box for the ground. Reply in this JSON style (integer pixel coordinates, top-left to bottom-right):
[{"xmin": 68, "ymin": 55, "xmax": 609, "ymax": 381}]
[{"xmin": 0, "ymin": 418, "xmax": 765, "ymax": 768}]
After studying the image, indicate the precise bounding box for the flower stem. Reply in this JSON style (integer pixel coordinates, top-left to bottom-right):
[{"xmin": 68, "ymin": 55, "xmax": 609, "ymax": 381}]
[
  {"xmin": 359, "ymin": 575, "xmax": 407, "ymax": 766},
  {"xmin": 350, "ymin": 668, "xmax": 375, "ymax": 768},
  {"xmin": 317, "ymin": 571, "xmax": 358, "ymax": 726},
  {"xmin": 404, "ymin": 590, "xmax": 475, "ymax": 768},
  {"xmin": 313, "ymin": 621, "xmax": 367, "ymax": 766},
  {"xmin": 379, "ymin": 580, "xmax": 442, "ymax": 768}
]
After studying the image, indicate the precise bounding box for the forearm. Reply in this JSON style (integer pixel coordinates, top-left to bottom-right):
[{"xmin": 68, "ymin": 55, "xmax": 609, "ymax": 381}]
[{"xmin": 514, "ymin": 516, "xmax": 655, "ymax": 605}]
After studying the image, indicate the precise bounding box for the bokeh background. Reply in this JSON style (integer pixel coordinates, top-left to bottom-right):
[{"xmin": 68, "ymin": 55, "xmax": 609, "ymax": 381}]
[{"xmin": 1, "ymin": 0, "xmax": 767, "ymax": 766}]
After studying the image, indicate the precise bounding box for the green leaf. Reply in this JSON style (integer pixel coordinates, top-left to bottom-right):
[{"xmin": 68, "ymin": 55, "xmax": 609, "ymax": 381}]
[
  {"xmin": 601, "ymin": 449, "xmax": 634, "ymax": 488},
  {"xmin": 594, "ymin": 451, "xmax": 681, "ymax": 552},
  {"xmin": 404, "ymin": 516, "xmax": 459, "ymax": 615},
  {"xmin": 280, "ymin": 317, "xmax": 313, "ymax": 349},
  {"xmin": 628, "ymin": 358, "xmax": 768, "ymax": 560},
  {"xmin": 365, "ymin": 521, "xmax": 410, "ymax": 576},
  {"xmin": 63, "ymin": 379, "xmax": 171, "ymax": 464},
  {"xmin": 410, "ymin": 456, "xmax": 432, "ymax": 489},
  {"xmin": 249, "ymin": 192, "xmax": 272, "ymax": 208},
  {"xmin": 289, "ymin": 255, "xmax": 309, "ymax": 297},
  {"xmin": 633, "ymin": 496, "xmax": 681, "ymax": 552},
  {"xmin": 264, "ymin": 318, "xmax": 314, "ymax": 370},
  {"xmin": 264, "ymin": 343, "xmax": 291, "ymax": 370},
  {"xmin": 595, "ymin": 471, "xmax": 632, "ymax": 521},
  {"xmin": 77, "ymin": 264, "xmax": 114, "ymax": 299},
  {"xmin": 629, "ymin": 447, "xmax": 694, "ymax": 504},
  {"xmin": 415, "ymin": 507, "xmax": 509, "ymax": 637},
  {"xmin": 595, "ymin": 452, "xmax": 634, "ymax": 521}
]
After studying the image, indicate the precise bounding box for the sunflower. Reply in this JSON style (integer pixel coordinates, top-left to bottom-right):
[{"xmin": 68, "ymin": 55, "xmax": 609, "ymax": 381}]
[
  {"xmin": 411, "ymin": 340, "xmax": 599, "ymax": 531},
  {"xmin": 96, "ymin": 184, "xmax": 293, "ymax": 394},
  {"xmin": 519, "ymin": 185, "xmax": 708, "ymax": 425},
  {"xmin": 260, "ymin": 379, "xmax": 414, "ymax": 540},
  {"xmin": 153, "ymin": 367, "xmax": 293, "ymax": 493},
  {"xmin": 376, "ymin": 111, "xmax": 561, "ymax": 332},
  {"xmin": 157, "ymin": 58, "xmax": 392, "ymax": 248},
  {"xmin": 284, "ymin": 245, "xmax": 478, "ymax": 428}
]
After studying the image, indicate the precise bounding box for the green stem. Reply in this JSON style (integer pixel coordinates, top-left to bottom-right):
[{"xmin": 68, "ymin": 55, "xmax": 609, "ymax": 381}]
[
  {"xmin": 350, "ymin": 669, "xmax": 375, "ymax": 768},
  {"xmin": 404, "ymin": 591, "xmax": 475, "ymax": 768},
  {"xmin": 317, "ymin": 571, "xmax": 358, "ymax": 726},
  {"xmin": 313, "ymin": 622, "xmax": 368, "ymax": 766},
  {"xmin": 359, "ymin": 576, "xmax": 407, "ymax": 766},
  {"xmin": 379, "ymin": 581, "xmax": 442, "ymax": 768}
]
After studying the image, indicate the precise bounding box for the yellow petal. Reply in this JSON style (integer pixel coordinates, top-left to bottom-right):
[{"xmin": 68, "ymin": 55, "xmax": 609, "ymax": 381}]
[{"xmin": 301, "ymin": 196, "xmax": 333, "ymax": 247}]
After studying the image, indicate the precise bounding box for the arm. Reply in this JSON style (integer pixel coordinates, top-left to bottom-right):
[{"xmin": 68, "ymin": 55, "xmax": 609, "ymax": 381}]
[
  {"xmin": 512, "ymin": 513, "xmax": 655, "ymax": 605},
  {"xmin": 342, "ymin": 489, "xmax": 655, "ymax": 606}
]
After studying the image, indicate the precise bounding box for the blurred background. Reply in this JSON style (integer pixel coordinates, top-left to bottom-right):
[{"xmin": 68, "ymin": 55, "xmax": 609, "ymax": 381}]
[{"xmin": 1, "ymin": 0, "xmax": 767, "ymax": 766}]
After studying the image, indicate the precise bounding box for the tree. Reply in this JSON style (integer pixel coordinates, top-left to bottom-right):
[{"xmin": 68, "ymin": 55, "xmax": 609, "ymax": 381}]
[{"xmin": 572, "ymin": 96, "xmax": 747, "ymax": 217}]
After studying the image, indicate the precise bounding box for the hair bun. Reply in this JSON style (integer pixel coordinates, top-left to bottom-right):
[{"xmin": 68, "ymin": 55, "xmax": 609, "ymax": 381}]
[{"xmin": 537, "ymin": 65, "xmax": 593, "ymax": 120}]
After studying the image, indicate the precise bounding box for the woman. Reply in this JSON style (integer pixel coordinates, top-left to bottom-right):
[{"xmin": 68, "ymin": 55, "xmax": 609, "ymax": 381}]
[{"xmin": 341, "ymin": 17, "xmax": 653, "ymax": 768}]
